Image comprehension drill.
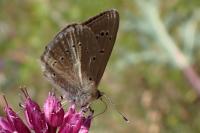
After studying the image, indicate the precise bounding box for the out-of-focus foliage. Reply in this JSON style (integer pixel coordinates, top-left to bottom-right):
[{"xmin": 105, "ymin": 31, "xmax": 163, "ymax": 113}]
[{"xmin": 0, "ymin": 0, "xmax": 200, "ymax": 132}]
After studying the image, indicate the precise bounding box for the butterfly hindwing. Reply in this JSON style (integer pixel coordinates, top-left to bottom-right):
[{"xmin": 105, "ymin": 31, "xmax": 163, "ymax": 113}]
[{"xmin": 41, "ymin": 24, "xmax": 99, "ymax": 94}]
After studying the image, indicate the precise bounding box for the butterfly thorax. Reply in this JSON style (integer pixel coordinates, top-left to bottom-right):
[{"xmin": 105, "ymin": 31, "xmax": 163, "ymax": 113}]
[{"xmin": 64, "ymin": 83, "xmax": 101, "ymax": 107}]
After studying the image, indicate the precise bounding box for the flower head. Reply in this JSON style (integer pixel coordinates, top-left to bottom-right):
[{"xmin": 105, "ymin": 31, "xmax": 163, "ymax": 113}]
[{"xmin": 0, "ymin": 88, "xmax": 93, "ymax": 133}]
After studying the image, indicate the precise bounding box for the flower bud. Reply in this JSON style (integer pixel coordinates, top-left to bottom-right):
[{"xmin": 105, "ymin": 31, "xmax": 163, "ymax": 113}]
[
  {"xmin": 0, "ymin": 117, "xmax": 14, "ymax": 133},
  {"xmin": 24, "ymin": 97, "xmax": 48, "ymax": 133},
  {"xmin": 2, "ymin": 96, "xmax": 30, "ymax": 133},
  {"xmin": 78, "ymin": 115, "xmax": 92, "ymax": 133},
  {"xmin": 43, "ymin": 92, "xmax": 64, "ymax": 127},
  {"xmin": 5, "ymin": 107, "xmax": 30, "ymax": 133}
]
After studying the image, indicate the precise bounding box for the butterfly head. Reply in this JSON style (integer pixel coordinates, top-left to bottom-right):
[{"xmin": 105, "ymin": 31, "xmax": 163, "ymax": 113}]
[{"xmin": 96, "ymin": 90, "xmax": 103, "ymax": 99}]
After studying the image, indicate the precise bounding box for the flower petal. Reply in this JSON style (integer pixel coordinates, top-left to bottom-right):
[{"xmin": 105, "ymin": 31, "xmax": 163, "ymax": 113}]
[
  {"xmin": 0, "ymin": 117, "xmax": 14, "ymax": 133},
  {"xmin": 59, "ymin": 105, "xmax": 92, "ymax": 133},
  {"xmin": 24, "ymin": 97, "xmax": 48, "ymax": 133},
  {"xmin": 78, "ymin": 116, "xmax": 92, "ymax": 133},
  {"xmin": 5, "ymin": 107, "xmax": 30, "ymax": 133},
  {"xmin": 43, "ymin": 92, "xmax": 64, "ymax": 127}
]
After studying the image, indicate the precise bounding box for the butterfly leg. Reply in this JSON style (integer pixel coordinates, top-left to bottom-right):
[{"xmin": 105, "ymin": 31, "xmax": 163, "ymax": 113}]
[
  {"xmin": 89, "ymin": 106, "xmax": 94, "ymax": 114},
  {"xmin": 81, "ymin": 103, "xmax": 94, "ymax": 114}
]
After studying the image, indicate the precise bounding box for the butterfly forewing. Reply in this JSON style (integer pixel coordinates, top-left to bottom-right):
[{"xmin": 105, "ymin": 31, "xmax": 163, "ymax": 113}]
[{"xmin": 82, "ymin": 9, "xmax": 119, "ymax": 85}]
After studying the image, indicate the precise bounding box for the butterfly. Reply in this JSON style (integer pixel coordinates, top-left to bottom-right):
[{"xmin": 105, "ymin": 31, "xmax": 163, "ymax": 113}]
[{"xmin": 40, "ymin": 9, "xmax": 119, "ymax": 107}]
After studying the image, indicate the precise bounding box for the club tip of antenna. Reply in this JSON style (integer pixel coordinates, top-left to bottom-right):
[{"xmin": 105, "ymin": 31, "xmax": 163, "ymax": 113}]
[
  {"xmin": 102, "ymin": 94, "xmax": 131, "ymax": 124},
  {"xmin": 123, "ymin": 116, "xmax": 129, "ymax": 123}
]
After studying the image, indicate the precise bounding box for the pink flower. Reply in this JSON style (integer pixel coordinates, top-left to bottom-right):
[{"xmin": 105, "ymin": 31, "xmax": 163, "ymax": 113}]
[
  {"xmin": 0, "ymin": 89, "xmax": 93, "ymax": 133},
  {"xmin": 43, "ymin": 92, "xmax": 64, "ymax": 127}
]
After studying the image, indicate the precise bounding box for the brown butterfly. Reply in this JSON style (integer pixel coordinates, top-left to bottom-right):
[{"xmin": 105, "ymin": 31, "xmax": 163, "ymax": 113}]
[{"xmin": 40, "ymin": 9, "xmax": 119, "ymax": 107}]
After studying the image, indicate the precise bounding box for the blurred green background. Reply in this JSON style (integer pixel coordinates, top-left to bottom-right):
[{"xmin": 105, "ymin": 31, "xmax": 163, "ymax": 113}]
[{"xmin": 0, "ymin": 0, "xmax": 200, "ymax": 132}]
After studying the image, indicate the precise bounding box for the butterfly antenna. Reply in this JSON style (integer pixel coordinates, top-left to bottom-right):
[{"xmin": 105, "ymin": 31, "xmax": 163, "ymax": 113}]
[
  {"xmin": 92, "ymin": 98, "xmax": 108, "ymax": 119},
  {"xmin": 102, "ymin": 94, "xmax": 130, "ymax": 123}
]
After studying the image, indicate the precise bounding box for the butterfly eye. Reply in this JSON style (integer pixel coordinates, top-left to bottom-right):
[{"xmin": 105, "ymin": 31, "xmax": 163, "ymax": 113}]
[{"xmin": 89, "ymin": 77, "xmax": 92, "ymax": 81}]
